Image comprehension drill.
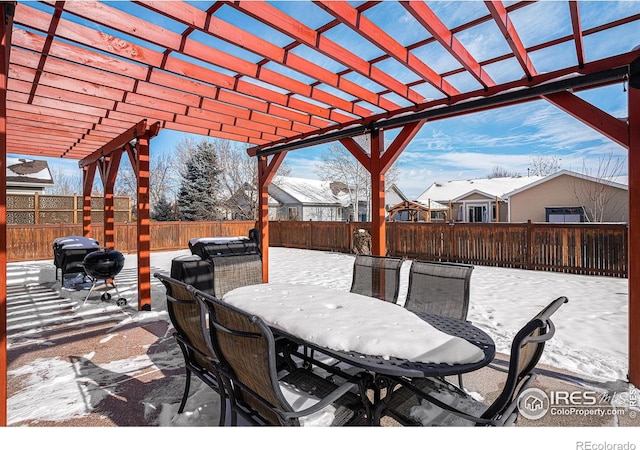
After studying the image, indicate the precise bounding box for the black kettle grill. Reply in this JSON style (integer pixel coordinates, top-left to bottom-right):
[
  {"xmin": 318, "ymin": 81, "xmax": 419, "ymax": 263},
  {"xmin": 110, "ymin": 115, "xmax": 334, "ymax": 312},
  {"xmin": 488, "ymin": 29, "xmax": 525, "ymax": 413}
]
[{"xmin": 81, "ymin": 249, "xmax": 127, "ymax": 307}]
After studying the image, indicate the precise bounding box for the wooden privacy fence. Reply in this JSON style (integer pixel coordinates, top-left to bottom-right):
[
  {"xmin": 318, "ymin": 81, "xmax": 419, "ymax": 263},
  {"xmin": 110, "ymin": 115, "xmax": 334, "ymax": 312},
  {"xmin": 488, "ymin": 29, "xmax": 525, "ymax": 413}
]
[
  {"xmin": 6, "ymin": 193, "xmax": 131, "ymax": 225},
  {"xmin": 269, "ymin": 220, "xmax": 628, "ymax": 278},
  {"xmin": 6, "ymin": 220, "xmax": 627, "ymax": 277},
  {"xmin": 6, "ymin": 221, "xmax": 256, "ymax": 262}
]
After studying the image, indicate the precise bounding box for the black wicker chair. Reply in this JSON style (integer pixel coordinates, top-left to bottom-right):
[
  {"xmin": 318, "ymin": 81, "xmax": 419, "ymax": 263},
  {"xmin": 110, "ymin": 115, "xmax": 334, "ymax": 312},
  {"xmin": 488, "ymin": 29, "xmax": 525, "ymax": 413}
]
[
  {"xmin": 379, "ymin": 296, "xmax": 568, "ymax": 426},
  {"xmin": 404, "ymin": 260, "xmax": 475, "ymax": 388},
  {"xmin": 404, "ymin": 260, "xmax": 474, "ymax": 320},
  {"xmin": 208, "ymin": 253, "xmax": 263, "ymax": 298},
  {"xmin": 195, "ymin": 290, "xmax": 366, "ymax": 426},
  {"xmin": 154, "ymin": 273, "xmax": 228, "ymax": 425},
  {"xmin": 349, "ymin": 254, "xmax": 404, "ymax": 303}
]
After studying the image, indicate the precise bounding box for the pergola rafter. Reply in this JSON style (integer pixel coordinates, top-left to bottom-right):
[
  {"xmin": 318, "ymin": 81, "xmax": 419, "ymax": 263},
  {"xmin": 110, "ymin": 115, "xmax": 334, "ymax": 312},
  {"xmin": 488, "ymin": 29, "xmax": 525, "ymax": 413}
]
[
  {"xmin": 139, "ymin": 1, "xmax": 397, "ymax": 115},
  {"xmin": 315, "ymin": 0, "xmax": 460, "ymax": 97},
  {"xmin": 229, "ymin": 0, "xmax": 423, "ymax": 106},
  {"xmin": 2, "ymin": 1, "xmax": 640, "ymax": 426},
  {"xmin": 485, "ymin": 0, "xmax": 538, "ymax": 79},
  {"xmin": 569, "ymin": 1, "xmax": 585, "ymax": 68},
  {"xmin": 401, "ymin": 1, "xmax": 495, "ymax": 89}
]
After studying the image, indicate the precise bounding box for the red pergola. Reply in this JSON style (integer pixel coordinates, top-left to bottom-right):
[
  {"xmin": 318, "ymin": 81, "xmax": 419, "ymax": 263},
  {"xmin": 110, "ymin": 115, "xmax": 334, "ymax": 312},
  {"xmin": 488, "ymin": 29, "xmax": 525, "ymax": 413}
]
[{"xmin": 1, "ymin": 1, "xmax": 639, "ymax": 426}]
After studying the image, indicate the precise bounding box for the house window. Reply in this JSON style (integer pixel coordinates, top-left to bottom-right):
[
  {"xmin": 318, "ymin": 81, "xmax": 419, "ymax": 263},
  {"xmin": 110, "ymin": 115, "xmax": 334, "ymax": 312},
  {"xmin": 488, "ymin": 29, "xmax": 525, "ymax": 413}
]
[
  {"xmin": 546, "ymin": 207, "xmax": 584, "ymax": 223},
  {"xmin": 468, "ymin": 205, "xmax": 487, "ymax": 223},
  {"xmin": 288, "ymin": 207, "xmax": 298, "ymax": 220}
]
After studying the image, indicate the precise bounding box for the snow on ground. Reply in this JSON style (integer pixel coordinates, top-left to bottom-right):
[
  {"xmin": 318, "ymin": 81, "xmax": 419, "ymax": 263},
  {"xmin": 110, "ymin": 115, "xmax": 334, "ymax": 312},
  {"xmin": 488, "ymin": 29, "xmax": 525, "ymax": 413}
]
[{"xmin": 4, "ymin": 247, "xmax": 631, "ymax": 437}]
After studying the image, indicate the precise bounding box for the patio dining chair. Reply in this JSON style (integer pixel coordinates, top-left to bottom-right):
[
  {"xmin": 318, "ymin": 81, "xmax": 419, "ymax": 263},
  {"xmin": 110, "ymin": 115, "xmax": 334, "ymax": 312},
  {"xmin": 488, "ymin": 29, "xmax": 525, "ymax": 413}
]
[
  {"xmin": 195, "ymin": 290, "xmax": 366, "ymax": 426},
  {"xmin": 404, "ymin": 260, "xmax": 474, "ymax": 320},
  {"xmin": 378, "ymin": 296, "xmax": 568, "ymax": 426},
  {"xmin": 209, "ymin": 253, "xmax": 263, "ymax": 298},
  {"xmin": 154, "ymin": 273, "xmax": 228, "ymax": 425},
  {"xmin": 349, "ymin": 254, "xmax": 404, "ymax": 303},
  {"xmin": 404, "ymin": 260, "xmax": 474, "ymax": 388}
]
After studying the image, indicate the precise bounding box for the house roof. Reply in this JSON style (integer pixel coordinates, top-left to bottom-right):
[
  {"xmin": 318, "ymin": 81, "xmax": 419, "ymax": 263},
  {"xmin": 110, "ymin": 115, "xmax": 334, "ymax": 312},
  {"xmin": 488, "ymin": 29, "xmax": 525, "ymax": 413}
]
[
  {"xmin": 269, "ymin": 177, "xmax": 348, "ymax": 206},
  {"xmin": 503, "ymin": 169, "xmax": 629, "ymax": 198},
  {"xmin": 386, "ymin": 183, "xmax": 409, "ymax": 203},
  {"xmin": 6, "ymin": 157, "xmax": 54, "ymax": 187},
  {"xmin": 417, "ymin": 175, "xmax": 544, "ymax": 203}
]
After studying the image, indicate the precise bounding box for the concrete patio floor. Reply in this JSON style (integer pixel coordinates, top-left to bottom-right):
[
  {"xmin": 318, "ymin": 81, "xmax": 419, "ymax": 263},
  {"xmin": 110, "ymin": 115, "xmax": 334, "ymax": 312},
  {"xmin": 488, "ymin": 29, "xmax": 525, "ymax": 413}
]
[{"xmin": 5, "ymin": 264, "xmax": 639, "ymax": 428}]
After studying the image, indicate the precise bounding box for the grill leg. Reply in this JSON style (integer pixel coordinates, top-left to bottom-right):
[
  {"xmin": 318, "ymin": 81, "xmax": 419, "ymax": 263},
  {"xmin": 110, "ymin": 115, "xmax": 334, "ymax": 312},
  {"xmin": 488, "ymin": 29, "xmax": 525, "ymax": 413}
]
[{"xmin": 82, "ymin": 279, "xmax": 99, "ymax": 307}]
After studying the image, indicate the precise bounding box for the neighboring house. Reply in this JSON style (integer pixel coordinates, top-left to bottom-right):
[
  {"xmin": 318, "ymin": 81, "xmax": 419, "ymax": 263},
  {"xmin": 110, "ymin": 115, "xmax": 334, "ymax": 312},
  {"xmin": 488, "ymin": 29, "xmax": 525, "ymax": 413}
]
[
  {"xmin": 385, "ymin": 183, "xmax": 408, "ymax": 211},
  {"xmin": 6, "ymin": 157, "xmax": 54, "ymax": 194},
  {"xmin": 413, "ymin": 170, "xmax": 628, "ymax": 223},
  {"xmin": 268, "ymin": 177, "xmax": 348, "ymax": 221},
  {"xmin": 505, "ymin": 170, "xmax": 628, "ymax": 223},
  {"xmin": 267, "ymin": 177, "xmax": 410, "ymax": 222},
  {"xmin": 416, "ymin": 175, "xmax": 543, "ymax": 223},
  {"xmin": 222, "ymin": 182, "xmax": 256, "ymax": 220}
]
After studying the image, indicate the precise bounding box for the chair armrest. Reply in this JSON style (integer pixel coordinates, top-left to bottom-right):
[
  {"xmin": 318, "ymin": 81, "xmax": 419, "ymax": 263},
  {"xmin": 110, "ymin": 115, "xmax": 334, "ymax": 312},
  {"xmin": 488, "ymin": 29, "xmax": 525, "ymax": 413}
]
[
  {"xmin": 391, "ymin": 377, "xmax": 501, "ymax": 426},
  {"xmin": 277, "ymin": 380, "xmax": 358, "ymax": 422}
]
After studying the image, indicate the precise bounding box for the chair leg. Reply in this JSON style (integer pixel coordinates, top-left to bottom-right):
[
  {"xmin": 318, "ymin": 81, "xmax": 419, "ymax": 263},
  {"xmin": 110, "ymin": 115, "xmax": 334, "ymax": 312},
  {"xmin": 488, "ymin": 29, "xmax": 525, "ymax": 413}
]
[
  {"xmin": 178, "ymin": 368, "xmax": 192, "ymax": 413},
  {"xmin": 457, "ymin": 374, "xmax": 464, "ymax": 390},
  {"xmin": 217, "ymin": 385, "xmax": 227, "ymax": 427}
]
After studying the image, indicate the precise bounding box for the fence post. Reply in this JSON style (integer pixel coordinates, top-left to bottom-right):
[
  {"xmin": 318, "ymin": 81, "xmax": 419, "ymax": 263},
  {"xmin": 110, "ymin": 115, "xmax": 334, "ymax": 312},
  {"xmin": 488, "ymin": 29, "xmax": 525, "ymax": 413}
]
[
  {"xmin": 73, "ymin": 194, "xmax": 78, "ymax": 224},
  {"xmin": 526, "ymin": 220, "xmax": 533, "ymax": 270},
  {"xmin": 449, "ymin": 221, "xmax": 456, "ymax": 262},
  {"xmin": 34, "ymin": 192, "xmax": 39, "ymax": 225}
]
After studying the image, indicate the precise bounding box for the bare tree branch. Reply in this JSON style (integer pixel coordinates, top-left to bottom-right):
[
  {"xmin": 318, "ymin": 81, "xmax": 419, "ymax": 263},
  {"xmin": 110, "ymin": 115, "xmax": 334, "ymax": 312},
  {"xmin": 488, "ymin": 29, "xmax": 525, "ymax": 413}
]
[
  {"xmin": 568, "ymin": 152, "xmax": 626, "ymax": 222},
  {"xmin": 315, "ymin": 142, "xmax": 399, "ymax": 221},
  {"xmin": 529, "ymin": 155, "xmax": 561, "ymax": 176}
]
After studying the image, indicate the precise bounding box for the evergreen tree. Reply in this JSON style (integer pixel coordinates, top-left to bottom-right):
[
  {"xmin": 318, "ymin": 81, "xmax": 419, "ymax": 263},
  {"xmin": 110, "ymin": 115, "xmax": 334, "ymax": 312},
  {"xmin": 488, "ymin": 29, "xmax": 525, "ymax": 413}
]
[
  {"xmin": 152, "ymin": 196, "xmax": 175, "ymax": 221},
  {"xmin": 177, "ymin": 140, "xmax": 222, "ymax": 221}
]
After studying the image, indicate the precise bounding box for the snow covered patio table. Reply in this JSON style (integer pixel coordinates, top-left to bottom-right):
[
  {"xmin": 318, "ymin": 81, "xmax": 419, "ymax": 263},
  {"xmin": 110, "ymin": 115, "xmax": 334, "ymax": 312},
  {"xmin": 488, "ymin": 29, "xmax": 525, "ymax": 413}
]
[{"xmin": 222, "ymin": 283, "xmax": 496, "ymax": 377}]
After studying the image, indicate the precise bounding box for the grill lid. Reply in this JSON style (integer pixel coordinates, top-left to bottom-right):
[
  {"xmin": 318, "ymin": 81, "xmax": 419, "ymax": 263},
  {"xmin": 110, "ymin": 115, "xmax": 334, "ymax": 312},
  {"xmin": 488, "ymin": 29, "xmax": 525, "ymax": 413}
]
[{"xmin": 82, "ymin": 250, "xmax": 125, "ymax": 279}]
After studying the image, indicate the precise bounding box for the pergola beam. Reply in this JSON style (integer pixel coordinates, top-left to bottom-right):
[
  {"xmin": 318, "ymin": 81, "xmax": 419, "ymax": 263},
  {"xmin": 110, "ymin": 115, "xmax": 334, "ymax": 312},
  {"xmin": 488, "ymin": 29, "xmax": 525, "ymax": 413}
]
[
  {"xmin": 381, "ymin": 121, "xmax": 426, "ymax": 173},
  {"xmin": 251, "ymin": 60, "xmax": 632, "ymax": 157},
  {"xmin": 79, "ymin": 120, "xmax": 149, "ymax": 168},
  {"xmin": 543, "ymin": 91, "xmax": 629, "ymax": 149}
]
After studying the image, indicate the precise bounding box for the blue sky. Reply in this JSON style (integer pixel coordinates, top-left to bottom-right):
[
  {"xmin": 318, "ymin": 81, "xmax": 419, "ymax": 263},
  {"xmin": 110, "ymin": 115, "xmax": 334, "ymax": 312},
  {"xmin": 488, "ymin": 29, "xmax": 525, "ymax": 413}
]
[{"xmin": 9, "ymin": 0, "xmax": 638, "ymax": 200}]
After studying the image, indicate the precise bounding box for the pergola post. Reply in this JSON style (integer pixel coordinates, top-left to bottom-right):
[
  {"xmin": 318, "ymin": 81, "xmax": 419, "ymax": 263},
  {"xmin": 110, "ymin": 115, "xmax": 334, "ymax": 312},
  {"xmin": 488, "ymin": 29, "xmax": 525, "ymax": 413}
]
[
  {"xmin": 82, "ymin": 165, "xmax": 96, "ymax": 238},
  {"xmin": 257, "ymin": 153, "xmax": 286, "ymax": 282},
  {"xmin": 136, "ymin": 131, "xmax": 152, "ymax": 311},
  {"xmin": 98, "ymin": 150, "xmax": 123, "ymax": 249},
  {"xmin": 80, "ymin": 120, "xmax": 159, "ymax": 311},
  {"xmin": 341, "ymin": 122, "xmax": 426, "ymax": 256},
  {"xmin": 0, "ymin": 1, "xmax": 14, "ymax": 429},
  {"xmin": 628, "ymin": 58, "xmax": 640, "ymax": 385},
  {"xmin": 370, "ymin": 129, "xmax": 386, "ymax": 256}
]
